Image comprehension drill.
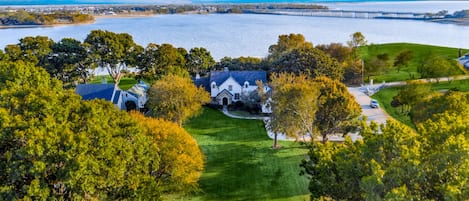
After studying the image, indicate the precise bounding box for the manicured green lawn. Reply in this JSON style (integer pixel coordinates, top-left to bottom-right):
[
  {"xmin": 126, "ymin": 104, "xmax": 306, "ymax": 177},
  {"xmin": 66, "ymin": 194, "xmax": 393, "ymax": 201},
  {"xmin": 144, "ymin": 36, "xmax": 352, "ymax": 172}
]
[
  {"xmin": 178, "ymin": 108, "xmax": 310, "ymax": 201},
  {"xmin": 372, "ymin": 79, "xmax": 469, "ymax": 128},
  {"xmin": 361, "ymin": 43, "xmax": 468, "ymax": 82},
  {"xmin": 90, "ymin": 75, "xmax": 138, "ymax": 90}
]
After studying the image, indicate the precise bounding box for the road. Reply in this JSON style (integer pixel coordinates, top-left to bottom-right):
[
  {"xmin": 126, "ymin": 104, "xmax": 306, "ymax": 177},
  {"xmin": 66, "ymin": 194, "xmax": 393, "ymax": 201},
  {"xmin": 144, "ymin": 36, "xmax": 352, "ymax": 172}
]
[{"xmin": 347, "ymin": 87, "xmax": 389, "ymax": 125}]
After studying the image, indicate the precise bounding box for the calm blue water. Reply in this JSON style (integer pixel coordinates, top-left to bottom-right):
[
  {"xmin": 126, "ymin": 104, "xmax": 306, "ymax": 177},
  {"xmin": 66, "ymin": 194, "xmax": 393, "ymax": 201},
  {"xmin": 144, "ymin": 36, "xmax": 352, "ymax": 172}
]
[{"xmin": 1, "ymin": 12, "xmax": 469, "ymax": 60}]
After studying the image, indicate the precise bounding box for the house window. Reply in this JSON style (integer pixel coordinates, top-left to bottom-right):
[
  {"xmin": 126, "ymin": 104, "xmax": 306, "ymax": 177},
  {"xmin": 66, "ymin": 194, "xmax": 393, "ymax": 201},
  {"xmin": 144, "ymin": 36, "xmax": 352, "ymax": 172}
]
[
  {"xmin": 228, "ymin": 85, "xmax": 233, "ymax": 91},
  {"xmin": 245, "ymin": 83, "xmax": 248, "ymax": 88},
  {"xmin": 212, "ymin": 83, "xmax": 216, "ymax": 89},
  {"xmin": 235, "ymin": 93, "xmax": 240, "ymax": 100}
]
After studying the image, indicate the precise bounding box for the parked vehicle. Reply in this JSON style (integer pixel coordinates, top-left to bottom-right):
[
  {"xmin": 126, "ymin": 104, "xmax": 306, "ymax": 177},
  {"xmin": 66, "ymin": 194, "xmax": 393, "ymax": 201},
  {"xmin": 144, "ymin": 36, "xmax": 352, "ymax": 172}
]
[{"xmin": 370, "ymin": 99, "xmax": 379, "ymax": 108}]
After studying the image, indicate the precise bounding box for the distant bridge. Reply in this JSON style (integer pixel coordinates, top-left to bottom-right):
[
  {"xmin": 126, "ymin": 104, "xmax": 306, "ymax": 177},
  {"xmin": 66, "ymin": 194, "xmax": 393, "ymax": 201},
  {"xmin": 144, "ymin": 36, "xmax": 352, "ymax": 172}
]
[{"xmin": 244, "ymin": 9, "xmax": 444, "ymax": 20}]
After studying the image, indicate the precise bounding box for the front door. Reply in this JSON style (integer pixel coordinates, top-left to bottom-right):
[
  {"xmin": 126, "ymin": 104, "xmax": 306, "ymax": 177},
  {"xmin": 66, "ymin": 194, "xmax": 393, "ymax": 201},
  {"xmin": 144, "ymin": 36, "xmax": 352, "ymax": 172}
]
[{"xmin": 222, "ymin": 97, "xmax": 228, "ymax": 105}]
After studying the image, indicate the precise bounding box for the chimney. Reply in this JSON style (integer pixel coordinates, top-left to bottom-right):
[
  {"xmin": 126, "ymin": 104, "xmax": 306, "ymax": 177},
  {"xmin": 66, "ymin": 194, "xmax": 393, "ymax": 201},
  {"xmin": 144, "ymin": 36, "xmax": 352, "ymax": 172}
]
[
  {"xmin": 224, "ymin": 67, "xmax": 229, "ymax": 72},
  {"xmin": 196, "ymin": 73, "xmax": 200, "ymax": 80}
]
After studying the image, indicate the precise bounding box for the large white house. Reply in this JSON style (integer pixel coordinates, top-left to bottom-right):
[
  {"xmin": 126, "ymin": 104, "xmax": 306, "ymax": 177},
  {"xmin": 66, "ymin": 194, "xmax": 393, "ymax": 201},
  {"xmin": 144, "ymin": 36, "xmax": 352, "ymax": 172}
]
[{"xmin": 194, "ymin": 69, "xmax": 271, "ymax": 113}]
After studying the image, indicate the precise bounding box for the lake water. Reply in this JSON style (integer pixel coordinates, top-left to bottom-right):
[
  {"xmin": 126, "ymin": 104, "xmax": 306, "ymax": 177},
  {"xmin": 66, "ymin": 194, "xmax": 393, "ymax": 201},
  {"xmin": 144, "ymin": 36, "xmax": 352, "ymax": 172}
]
[{"xmin": 1, "ymin": 1, "xmax": 469, "ymax": 60}]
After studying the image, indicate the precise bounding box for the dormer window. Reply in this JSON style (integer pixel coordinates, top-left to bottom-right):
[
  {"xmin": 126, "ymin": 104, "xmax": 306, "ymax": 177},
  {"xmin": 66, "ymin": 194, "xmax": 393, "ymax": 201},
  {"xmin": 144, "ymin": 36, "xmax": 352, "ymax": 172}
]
[
  {"xmin": 212, "ymin": 82, "xmax": 216, "ymax": 89},
  {"xmin": 244, "ymin": 81, "xmax": 249, "ymax": 88}
]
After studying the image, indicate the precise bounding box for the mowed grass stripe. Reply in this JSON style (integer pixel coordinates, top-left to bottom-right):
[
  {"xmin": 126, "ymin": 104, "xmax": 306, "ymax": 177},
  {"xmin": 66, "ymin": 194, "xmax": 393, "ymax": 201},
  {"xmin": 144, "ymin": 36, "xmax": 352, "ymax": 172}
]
[{"xmin": 183, "ymin": 108, "xmax": 310, "ymax": 201}]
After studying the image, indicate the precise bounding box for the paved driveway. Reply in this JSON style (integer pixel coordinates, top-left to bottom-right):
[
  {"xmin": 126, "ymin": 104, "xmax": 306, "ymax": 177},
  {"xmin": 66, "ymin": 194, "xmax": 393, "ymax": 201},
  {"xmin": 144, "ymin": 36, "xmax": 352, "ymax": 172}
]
[{"xmin": 347, "ymin": 87, "xmax": 389, "ymax": 125}]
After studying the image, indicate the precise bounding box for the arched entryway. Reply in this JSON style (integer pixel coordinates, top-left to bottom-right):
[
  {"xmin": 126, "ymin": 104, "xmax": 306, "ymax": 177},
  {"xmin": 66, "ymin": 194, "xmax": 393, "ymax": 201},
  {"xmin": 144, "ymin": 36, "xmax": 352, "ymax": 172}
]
[
  {"xmin": 222, "ymin": 97, "xmax": 228, "ymax": 105},
  {"xmin": 125, "ymin": 101, "xmax": 137, "ymax": 111}
]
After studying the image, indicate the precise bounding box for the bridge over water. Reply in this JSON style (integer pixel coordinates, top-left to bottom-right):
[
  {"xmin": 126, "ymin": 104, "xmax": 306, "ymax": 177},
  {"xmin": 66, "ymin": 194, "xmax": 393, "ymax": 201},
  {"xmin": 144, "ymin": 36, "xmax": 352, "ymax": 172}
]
[{"xmin": 244, "ymin": 9, "xmax": 444, "ymax": 20}]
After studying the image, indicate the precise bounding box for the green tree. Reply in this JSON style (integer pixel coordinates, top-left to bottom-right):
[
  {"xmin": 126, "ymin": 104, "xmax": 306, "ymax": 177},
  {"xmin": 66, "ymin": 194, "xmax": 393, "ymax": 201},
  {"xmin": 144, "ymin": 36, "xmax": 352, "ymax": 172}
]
[
  {"xmin": 272, "ymin": 47, "xmax": 344, "ymax": 80},
  {"xmin": 186, "ymin": 47, "xmax": 215, "ymax": 75},
  {"xmin": 84, "ymin": 30, "xmax": 143, "ymax": 86},
  {"xmin": 418, "ymin": 55, "xmax": 452, "ymax": 82},
  {"xmin": 137, "ymin": 43, "xmax": 188, "ymax": 83},
  {"xmin": 393, "ymin": 50, "xmax": 413, "ymax": 72},
  {"xmin": 146, "ymin": 74, "xmax": 210, "ymax": 126},
  {"xmin": 268, "ymin": 33, "xmax": 313, "ymax": 61},
  {"xmin": 45, "ymin": 38, "xmax": 90, "ymax": 87},
  {"xmin": 0, "ymin": 61, "xmax": 162, "ymax": 200},
  {"xmin": 364, "ymin": 53, "xmax": 391, "ymax": 80},
  {"xmin": 411, "ymin": 91, "xmax": 469, "ymax": 124},
  {"xmin": 394, "ymin": 80, "xmax": 431, "ymax": 114},
  {"xmin": 269, "ymin": 73, "xmax": 319, "ymax": 148},
  {"xmin": 312, "ymin": 76, "xmax": 361, "ymax": 143}
]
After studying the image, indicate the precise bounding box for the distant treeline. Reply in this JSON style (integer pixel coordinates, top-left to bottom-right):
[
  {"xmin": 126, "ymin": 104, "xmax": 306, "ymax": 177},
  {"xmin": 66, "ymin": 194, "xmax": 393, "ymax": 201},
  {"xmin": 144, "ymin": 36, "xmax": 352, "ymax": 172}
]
[{"xmin": 0, "ymin": 11, "xmax": 93, "ymax": 26}]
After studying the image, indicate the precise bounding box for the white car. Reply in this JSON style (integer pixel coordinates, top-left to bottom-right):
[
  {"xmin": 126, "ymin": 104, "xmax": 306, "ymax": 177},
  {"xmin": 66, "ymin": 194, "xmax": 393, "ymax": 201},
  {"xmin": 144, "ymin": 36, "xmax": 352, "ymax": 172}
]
[{"xmin": 370, "ymin": 99, "xmax": 379, "ymax": 108}]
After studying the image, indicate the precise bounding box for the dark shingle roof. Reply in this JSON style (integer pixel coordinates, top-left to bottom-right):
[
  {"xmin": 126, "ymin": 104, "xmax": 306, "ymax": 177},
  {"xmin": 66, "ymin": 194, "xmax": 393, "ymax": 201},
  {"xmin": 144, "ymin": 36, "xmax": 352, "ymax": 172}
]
[
  {"xmin": 75, "ymin": 84, "xmax": 116, "ymax": 101},
  {"xmin": 210, "ymin": 71, "xmax": 267, "ymax": 86},
  {"xmin": 193, "ymin": 77, "xmax": 210, "ymax": 92}
]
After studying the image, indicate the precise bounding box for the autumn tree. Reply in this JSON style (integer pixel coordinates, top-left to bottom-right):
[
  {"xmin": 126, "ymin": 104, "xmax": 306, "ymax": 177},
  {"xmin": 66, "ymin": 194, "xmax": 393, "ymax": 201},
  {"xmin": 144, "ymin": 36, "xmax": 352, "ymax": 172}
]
[
  {"xmin": 268, "ymin": 33, "xmax": 313, "ymax": 61},
  {"xmin": 186, "ymin": 47, "xmax": 215, "ymax": 75},
  {"xmin": 146, "ymin": 74, "xmax": 210, "ymax": 126},
  {"xmin": 130, "ymin": 112, "xmax": 204, "ymax": 192},
  {"xmin": 137, "ymin": 43, "xmax": 188, "ymax": 83},
  {"xmin": 269, "ymin": 73, "xmax": 319, "ymax": 148},
  {"xmin": 84, "ymin": 30, "xmax": 143, "ymax": 86},
  {"xmin": 312, "ymin": 76, "xmax": 361, "ymax": 143}
]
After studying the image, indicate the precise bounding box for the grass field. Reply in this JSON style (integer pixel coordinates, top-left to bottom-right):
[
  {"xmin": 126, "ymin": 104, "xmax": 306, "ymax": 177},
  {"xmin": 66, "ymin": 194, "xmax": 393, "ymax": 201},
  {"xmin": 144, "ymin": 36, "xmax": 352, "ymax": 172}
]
[
  {"xmin": 90, "ymin": 75, "xmax": 138, "ymax": 90},
  {"xmin": 372, "ymin": 79, "xmax": 469, "ymax": 128},
  {"xmin": 178, "ymin": 108, "xmax": 310, "ymax": 201},
  {"xmin": 361, "ymin": 43, "xmax": 468, "ymax": 82}
]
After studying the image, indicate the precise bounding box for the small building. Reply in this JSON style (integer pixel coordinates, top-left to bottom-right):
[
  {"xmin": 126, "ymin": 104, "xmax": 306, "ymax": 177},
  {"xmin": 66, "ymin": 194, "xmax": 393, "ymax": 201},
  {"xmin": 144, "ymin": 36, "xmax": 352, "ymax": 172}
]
[{"xmin": 75, "ymin": 81, "xmax": 149, "ymax": 111}]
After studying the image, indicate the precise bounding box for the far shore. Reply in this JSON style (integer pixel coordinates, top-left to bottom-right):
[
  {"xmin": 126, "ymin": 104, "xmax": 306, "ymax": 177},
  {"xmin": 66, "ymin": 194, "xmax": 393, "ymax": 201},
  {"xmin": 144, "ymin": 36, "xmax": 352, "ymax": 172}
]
[{"xmin": 1, "ymin": 12, "xmax": 469, "ymax": 29}]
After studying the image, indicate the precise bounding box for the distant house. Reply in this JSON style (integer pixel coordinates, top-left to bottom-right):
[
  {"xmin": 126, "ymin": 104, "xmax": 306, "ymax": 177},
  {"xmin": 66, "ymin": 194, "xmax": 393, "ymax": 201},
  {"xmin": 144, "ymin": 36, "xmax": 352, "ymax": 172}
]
[
  {"xmin": 194, "ymin": 68, "xmax": 271, "ymax": 113},
  {"xmin": 75, "ymin": 81, "xmax": 149, "ymax": 111}
]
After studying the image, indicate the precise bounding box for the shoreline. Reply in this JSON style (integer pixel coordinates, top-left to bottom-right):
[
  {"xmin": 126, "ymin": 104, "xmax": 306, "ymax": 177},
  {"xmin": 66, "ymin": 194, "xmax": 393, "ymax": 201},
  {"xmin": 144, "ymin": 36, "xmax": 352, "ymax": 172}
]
[{"xmin": 1, "ymin": 12, "xmax": 469, "ymax": 29}]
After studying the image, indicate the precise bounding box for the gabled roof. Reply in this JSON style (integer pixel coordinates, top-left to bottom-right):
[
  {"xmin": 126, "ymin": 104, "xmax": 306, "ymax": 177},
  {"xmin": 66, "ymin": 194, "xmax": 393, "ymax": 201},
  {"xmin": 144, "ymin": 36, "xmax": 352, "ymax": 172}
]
[
  {"xmin": 75, "ymin": 84, "xmax": 116, "ymax": 101},
  {"xmin": 210, "ymin": 71, "xmax": 267, "ymax": 86}
]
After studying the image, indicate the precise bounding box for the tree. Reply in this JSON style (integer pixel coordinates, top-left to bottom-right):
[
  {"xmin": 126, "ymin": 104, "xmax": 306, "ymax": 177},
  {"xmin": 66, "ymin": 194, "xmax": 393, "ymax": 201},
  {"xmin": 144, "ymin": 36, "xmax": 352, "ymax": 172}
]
[
  {"xmin": 418, "ymin": 55, "xmax": 452, "ymax": 82},
  {"xmin": 272, "ymin": 47, "xmax": 344, "ymax": 80},
  {"xmin": 394, "ymin": 80, "xmax": 431, "ymax": 114},
  {"xmin": 269, "ymin": 73, "xmax": 319, "ymax": 148},
  {"xmin": 213, "ymin": 56, "xmax": 267, "ymax": 71},
  {"xmin": 146, "ymin": 74, "xmax": 210, "ymax": 126},
  {"xmin": 315, "ymin": 43, "xmax": 352, "ymax": 63},
  {"xmin": 137, "ymin": 43, "xmax": 188, "ymax": 83},
  {"xmin": 393, "ymin": 50, "xmax": 413, "ymax": 72},
  {"xmin": 312, "ymin": 76, "xmax": 361, "ymax": 143},
  {"xmin": 0, "ymin": 61, "xmax": 163, "ymax": 200},
  {"xmin": 268, "ymin": 33, "xmax": 313, "ymax": 61},
  {"xmin": 17, "ymin": 36, "xmax": 55, "ymax": 65},
  {"xmin": 130, "ymin": 112, "xmax": 204, "ymax": 192},
  {"xmin": 44, "ymin": 38, "xmax": 90, "ymax": 87},
  {"xmin": 364, "ymin": 53, "xmax": 391, "ymax": 80},
  {"xmin": 84, "ymin": 30, "xmax": 143, "ymax": 86},
  {"xmin": 186, "ymin": 47, "xmax": 215, "ymax": 75},
  {"xmin": 347, "ymin": 32, "xmax": 367, "ymax": 48}
]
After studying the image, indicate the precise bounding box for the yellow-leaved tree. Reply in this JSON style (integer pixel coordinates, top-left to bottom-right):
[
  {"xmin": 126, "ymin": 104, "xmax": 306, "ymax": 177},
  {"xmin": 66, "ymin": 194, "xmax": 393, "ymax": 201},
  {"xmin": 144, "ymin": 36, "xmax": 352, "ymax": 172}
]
[
  {"xmin": 146, "ymin": 74, "xmax": 211, "ymax": 126},
  {"xmin": 130, "ymin": 112, "xmax": 204, "ymax": 193}
]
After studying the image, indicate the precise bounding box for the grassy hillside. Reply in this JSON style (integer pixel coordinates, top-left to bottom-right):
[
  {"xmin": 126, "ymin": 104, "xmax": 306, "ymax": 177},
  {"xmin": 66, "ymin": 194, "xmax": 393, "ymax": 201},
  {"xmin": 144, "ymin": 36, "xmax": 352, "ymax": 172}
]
[
  {"xmin": 361, "ymin": 43, "xmax": 468, "ymax": 82},
  {"xmin": 178, "ymin": 108, "xmax": 310, "ymax": 201},
  {"xmin": 372, "ymin": 79, "xmax": 469, "ymax": 128}
]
